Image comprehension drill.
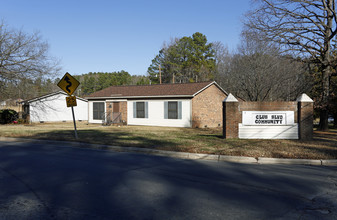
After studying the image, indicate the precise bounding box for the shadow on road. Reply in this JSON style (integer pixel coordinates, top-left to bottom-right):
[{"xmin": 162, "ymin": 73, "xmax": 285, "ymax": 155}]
[{"xmin": 0, "ymin": 140, "xmax": 336, "ymax": 219}]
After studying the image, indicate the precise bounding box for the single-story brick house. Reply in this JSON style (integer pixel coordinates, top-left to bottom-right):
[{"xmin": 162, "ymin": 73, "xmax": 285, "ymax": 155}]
[
  {"xmin": 22, "ymin": 91, "xmax": 88, "ymax": 123},
  {"xmin": 86, "ymin": 81, "xmax": 227, "ymax": 128}
]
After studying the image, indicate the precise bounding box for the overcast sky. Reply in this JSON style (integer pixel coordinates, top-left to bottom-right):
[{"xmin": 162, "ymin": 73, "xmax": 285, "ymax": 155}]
[{"xmin": 1, "ymin": 0, "xmax": 252, "ymax": 77}]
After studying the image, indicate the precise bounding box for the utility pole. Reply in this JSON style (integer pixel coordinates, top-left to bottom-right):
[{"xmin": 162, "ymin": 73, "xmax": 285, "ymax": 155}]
[{"xmin": 159, "ymin": 65, "xmax": 162, "ymax": 84}]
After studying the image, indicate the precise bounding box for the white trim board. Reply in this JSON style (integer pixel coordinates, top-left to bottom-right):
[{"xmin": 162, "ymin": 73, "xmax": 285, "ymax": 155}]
[{"xmin": 239, "ymin": 124, "xmax": 298, "ymax": 139}]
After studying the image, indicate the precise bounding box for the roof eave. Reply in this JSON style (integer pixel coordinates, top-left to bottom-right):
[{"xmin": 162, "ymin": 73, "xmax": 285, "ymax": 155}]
[
  {"xmin": 23, "ymin": 91, "xmax": 88, "ymax": 104},
  {"xmin": 192, "ymin": 81, "xmax": 228, "ymax": 97},
  {"xmin": 86, "ymin": 95, "xmax": 194, "ymax": 100},
  {"xmin": 23, "ymin": 91, "xmax": 66, "ymax": 104}
]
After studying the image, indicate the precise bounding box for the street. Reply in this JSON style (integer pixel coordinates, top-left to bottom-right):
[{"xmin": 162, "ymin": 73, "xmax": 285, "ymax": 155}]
[{"xmin": 0, "ymin": 140, "xmax": 336, "ymax": 220}]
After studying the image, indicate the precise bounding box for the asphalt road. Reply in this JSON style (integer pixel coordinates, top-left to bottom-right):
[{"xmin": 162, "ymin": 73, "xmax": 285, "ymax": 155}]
[{"xmin": 0, "ymin": 140, "xmax": 336, "ymax": 220}]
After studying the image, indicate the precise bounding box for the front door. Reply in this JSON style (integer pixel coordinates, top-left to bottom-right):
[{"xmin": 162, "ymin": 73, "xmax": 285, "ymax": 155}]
[
  {"xmin": 112, "ymin": 102, "xmax": 121, "ymax": 123},
  {"xmin": 113, "ymin": 102, "xmax": 120, "ymax": 112}
]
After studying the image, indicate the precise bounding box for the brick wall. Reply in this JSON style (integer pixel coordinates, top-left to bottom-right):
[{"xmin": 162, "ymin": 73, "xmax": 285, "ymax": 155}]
[
  {"xmin": 106, "ymin": 102, "xmax": 113, "ymax": 122},
  {"xmin": 192, "ymin": 84, "xmax": 227, "ymax": 128},
  {"xmin": 120, "ymin": 101, "xmax": 127, "ymax": 124},
  {"xmin": 223, "ymin": 101, "xmax": 239, "ymax": 138},
  {"xmin": 298, "ymin": 101, "xmax": 313, "ymax": 140},
  {"xmin": 105, "ymin": 101, "xmax": 127, "ymax": 124}
]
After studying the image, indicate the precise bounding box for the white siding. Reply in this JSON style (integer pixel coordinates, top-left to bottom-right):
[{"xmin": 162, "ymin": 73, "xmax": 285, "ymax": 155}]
[
  {"xmin": 239, "ymin": 124, "xmax": 298, "ymax": 139},
  {"xmin": 88, "ymin": 101, "xmax": 106, "ymax": 124},
  {"xmin": 127, "ymin": 99, "xmax": 192, "ymax": 127},
  {"xmin": 29, "ymin": 93, "xmax": 88, "ymax": 122}
]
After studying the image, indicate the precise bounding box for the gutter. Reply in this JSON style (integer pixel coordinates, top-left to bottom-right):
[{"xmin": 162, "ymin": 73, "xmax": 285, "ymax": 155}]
[{"xmin": 85, "ymin": 95, "xmax": 194, "ymax": 100}]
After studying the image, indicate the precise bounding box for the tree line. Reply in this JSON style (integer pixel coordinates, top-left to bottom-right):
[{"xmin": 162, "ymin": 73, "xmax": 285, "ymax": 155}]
[
  {"xmin": 0, "ymin": 71, "xmax": 150, "ymax": 101},
  {"xmin": 72, "ymin": 71, "xmax": 149, "ymax": 96}
]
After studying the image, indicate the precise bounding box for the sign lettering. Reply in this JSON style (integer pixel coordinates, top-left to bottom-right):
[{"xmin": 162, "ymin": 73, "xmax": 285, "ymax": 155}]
[
  {"xmin": 254, "ymin": 113, "xmax": 285, "ymax": 125},
  {"xmin": 66, "ymin": 96, "xmax": 77, "ymax": 107},
  {"xmin": 242, "ymin": 111, "xmax": 294, "ymax": 125}
]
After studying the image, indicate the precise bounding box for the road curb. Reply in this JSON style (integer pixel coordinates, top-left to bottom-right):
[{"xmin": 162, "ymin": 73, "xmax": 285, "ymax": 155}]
[
  {"xmin": 257, "ymin": 157, "xmax": 322, "ymax": 166},
  {"xmin": 321, "ymin": 159, "xmax": 337, "ymax": 166},
  {"xmin": 219, "ymin": 155, "xmax": 258, "ymax": 164},
  {"xmin": 188, "ymin": 153, "xmax": 219, "ymax": 160},
  {"xmin": 1, "ymin": 137, "xmax": 336, "ymax": 166}
]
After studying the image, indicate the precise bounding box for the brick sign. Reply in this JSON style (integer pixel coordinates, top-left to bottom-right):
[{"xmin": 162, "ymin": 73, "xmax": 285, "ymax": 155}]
[{"xmin": 223, "ymin": 93, "xmax": 314, "ymax": 140}]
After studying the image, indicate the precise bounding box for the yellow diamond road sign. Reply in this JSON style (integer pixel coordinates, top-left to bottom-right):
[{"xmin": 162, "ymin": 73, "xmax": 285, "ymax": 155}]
[{"xmin": 57, "ymin": 72, "xmax": 80, "ymax": 96}]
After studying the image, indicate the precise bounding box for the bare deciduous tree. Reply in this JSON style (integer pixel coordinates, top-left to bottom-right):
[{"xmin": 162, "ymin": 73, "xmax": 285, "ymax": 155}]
[
  {"xmin": 215, "ymin": 31, "xmax": 311, "ymax": 102},
  {"xmin": 0, "ymin": 21, "xmax": 60, "ymax": 99},
  {"xmin": 245, "ymin": 0, "xmax": 337, "ymax": 130}
]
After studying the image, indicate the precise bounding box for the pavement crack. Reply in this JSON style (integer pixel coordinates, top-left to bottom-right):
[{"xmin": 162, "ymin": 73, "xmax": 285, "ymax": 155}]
[
  {"xmin": 0, "ymin": 165, "xmax": 56, "ymax": 220},
  {"xmin": 304, "ymin": 207, "xmax": 331, "ymax": 214}
]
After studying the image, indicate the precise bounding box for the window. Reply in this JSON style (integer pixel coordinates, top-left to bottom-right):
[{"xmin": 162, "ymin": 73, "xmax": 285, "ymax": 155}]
[
  {"xmin": 164, "ymin": 101, "xmax": 182, "ymax": 119},
  {"xmin": 133, "ymin": 102, "xmax": 148, "ymax": 118},
  {"xmin": 168, "ymin": 102, "xmax": 178, "ymax": 119},
  {"xmin": 93, "ymin": 102, "xmax": 104, "ymax": 120},
  {"xmin": 136, "ymin": 102, "xmax": 145, "ymax": 118}
]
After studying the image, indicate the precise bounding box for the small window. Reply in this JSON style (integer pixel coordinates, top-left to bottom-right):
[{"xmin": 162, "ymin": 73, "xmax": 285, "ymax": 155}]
[
  {"xmin": 136, "ymin": 102, "xmax": 145, "ymax": 118},
  {"xmin": 93, "ymin": 102, "xmax": 104, "ymax": 120},
  {"xmin": 164, "ymin": 101, "xmax": 182, "ymax": 120},
  {"xmin": 168, "ymin": 102, "xmax": 178, "ymax": 119},
  {"xmin": 133, "ymin": 102, "xmax": 148, "ymax": 118}
]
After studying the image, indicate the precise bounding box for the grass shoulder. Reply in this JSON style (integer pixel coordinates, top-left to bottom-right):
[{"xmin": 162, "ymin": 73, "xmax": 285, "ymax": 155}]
[{"xmin": 0, "ymin": 123, "xmax": 336, "ymax": 160}]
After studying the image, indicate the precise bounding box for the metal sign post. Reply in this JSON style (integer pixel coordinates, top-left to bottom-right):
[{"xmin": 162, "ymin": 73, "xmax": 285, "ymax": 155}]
[
  {"xmin": 66, "ymin": 95, "xmax": 78, "ymax": 139},
  {"xmin": 71, "ymin": 106, "xmax": 78, "ymax": 139},
  {"xmin": 57, "ymin": 72, "xmax": 80, "ymax": 139}
]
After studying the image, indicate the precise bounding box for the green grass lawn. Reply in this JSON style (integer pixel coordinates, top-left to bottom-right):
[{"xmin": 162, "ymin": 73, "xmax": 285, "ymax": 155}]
[{"xmin": 1, "ymin": 122, "xmax": 337, "ymax": 159}]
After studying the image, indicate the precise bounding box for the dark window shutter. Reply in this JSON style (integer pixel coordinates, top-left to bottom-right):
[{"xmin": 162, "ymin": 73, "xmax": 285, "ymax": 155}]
[
  {"xmin": 145, "ymin": 102, "xmax": 148, "ymax": 118},
  {"xmin": 133, "ymin": 102, "xmax": 136, "ymax": 118},
  {"xmin": 178, "ymin": 101, "xmax": 182, "ymax": 119},
  {"xmin": 164, "ymin": 101, "xmax": 168, "ymax": 119}
]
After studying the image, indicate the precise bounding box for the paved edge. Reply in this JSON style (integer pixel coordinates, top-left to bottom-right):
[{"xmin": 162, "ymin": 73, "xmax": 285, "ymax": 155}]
[{"xmin": 1, "ymin": 137, "xmax": 337, "ymax": 166}]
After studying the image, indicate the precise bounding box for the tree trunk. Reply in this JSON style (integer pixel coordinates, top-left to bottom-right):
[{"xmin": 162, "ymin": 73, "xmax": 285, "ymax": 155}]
[
  {"xmin": 319, "ymin": 109, "xmax": 329, "ymax": 131},
  {"xmin": 318, "ymin": 66, "xmax": 330, "ymax": 131},
  {"xmin": 318, "ymin": 0, "xmax": 333, "ymax": 131}
]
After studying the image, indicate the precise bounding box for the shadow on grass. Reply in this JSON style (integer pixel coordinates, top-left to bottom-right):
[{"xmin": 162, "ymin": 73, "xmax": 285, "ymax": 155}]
[
  {"xmin": 9, "ymin": 126, "xmax": 337, "ymax": 159},
  {"xmin": 197, "ymin": 134, "xmax": 224, "ymax": 139},
  {"xmin": 314, "ymin": 130, "xmax": 337, "ymax": 142},
  {"xmin": 198, "ymin": 130, "xmax": 337, "ymax": 159},
  {"xmin": 24, "ymin": 129, "xmax": 179, "ymax": 150}
]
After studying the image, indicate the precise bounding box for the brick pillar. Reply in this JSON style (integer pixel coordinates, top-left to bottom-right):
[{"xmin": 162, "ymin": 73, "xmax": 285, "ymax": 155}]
[
  {"xmin": 223, "ymin": 93, "xmax": 239, "ymax": 139},
  {"xmin": 296, "ymin": 94, "xmax": 314, "ymax": 140},
  {"xmin": 120, "ymin": 101, "xmax": 127, "ymax": 124}
]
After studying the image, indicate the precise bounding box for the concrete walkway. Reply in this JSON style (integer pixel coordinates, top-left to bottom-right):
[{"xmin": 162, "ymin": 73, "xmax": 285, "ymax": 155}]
[{"xmin": 1, "ymin": 137, "xmax": 337, "ymax": 166}]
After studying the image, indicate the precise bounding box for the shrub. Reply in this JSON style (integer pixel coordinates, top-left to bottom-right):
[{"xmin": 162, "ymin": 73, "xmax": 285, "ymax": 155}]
[
  {"xmin": 17, "ymin": 118, "xmax": 26, "ymax": 124},
  {"xmin": 0, "ymin": 109, "xmax": 19, "ymax": 124}
]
